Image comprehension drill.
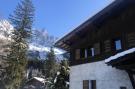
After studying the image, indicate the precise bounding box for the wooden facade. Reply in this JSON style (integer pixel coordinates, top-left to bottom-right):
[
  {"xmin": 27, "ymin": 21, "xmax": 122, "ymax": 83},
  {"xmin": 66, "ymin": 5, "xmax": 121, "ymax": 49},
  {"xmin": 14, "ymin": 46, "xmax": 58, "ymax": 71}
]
[{"xmin": 55, "ymin": 0, "xmax": 135, "ymax": 66}]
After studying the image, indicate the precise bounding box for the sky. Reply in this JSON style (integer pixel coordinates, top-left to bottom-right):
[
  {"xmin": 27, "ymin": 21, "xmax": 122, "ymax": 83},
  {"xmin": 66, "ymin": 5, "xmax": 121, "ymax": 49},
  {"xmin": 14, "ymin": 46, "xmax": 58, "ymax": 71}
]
[{"xmin": 0, "ymin": 0, "xmax": 114, "ymax": 38}]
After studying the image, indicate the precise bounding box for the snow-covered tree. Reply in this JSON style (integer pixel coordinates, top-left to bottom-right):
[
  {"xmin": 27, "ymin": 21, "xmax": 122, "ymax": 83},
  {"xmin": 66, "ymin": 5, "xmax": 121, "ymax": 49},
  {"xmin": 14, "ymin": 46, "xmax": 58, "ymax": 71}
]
[
  {"xmin": 1, "ymin": 0, "xmax": 34, "ymax": 88},
  {"xmin": 52, "ymin": 60, "xmax": 70, "ymax": 89}
]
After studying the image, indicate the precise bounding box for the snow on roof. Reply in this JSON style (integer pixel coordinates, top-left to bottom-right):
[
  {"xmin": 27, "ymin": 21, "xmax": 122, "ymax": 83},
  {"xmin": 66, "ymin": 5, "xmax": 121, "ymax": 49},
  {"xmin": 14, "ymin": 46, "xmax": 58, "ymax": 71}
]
[
  {"xmin": 105, "ymin": 48, "xmax": 135, "ymax": 63},
  {"xmin": 33, "ymin": 77, "xmax": 45, "ymax": 83}
]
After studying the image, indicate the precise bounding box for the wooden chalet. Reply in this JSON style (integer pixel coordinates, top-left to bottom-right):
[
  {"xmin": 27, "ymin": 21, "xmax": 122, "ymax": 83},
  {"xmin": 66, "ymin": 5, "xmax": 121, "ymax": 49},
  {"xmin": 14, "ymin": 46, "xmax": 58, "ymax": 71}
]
[{"xmin": 55, "ymin": 0, "xmax": 135, "ymax": 89}]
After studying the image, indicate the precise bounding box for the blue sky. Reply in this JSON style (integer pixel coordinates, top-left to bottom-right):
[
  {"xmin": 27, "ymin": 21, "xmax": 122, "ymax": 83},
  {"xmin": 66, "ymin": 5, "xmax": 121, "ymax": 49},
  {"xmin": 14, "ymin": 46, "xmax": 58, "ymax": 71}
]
[{"xmin": 0, "ymin": 0, "xmax": 114, "ymax": 37}]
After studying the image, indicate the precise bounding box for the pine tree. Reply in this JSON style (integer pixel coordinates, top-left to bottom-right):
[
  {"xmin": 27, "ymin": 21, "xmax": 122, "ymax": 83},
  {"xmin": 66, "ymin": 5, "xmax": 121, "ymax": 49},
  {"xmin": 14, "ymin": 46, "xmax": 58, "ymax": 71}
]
[
  {"xmin": 2, "ymin": 0, "xmax": 34, "ymax": 89},
  {"xmin": 43, "ymin": 47, "xmax": 58, "ymax": 89},
  {"xmin": 43, "ymin": 47, "xmax": 58, "ymax": 78},
  {"xmin": 53, "ymin": 60, "xmax": 70, "ymax": 89}
]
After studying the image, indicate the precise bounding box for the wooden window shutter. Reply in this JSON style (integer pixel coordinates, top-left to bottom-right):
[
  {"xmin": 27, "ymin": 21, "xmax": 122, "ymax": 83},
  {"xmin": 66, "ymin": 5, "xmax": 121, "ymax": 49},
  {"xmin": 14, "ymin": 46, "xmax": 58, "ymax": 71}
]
[
  {"xmin": 127, "ymin": 32, "xmax": 135, "ymax": 47},
  {"xmin": 94, "ymin": 43, "xmax": 100, "ymax": 55},
  {"xmin": 83, "ymin": 80, "xmax": 89, "ymax": 89},
  {"xmin": 75, "ymin": 49, "xmax": 80, "ymax": 60},
  {"xmin": 104, "ymin": 40, "xmax": 111, "ymax": 52}
]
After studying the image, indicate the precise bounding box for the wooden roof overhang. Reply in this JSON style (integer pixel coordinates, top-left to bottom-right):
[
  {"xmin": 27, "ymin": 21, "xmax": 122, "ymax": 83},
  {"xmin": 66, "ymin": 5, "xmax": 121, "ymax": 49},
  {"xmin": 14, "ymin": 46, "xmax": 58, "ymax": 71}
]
[
  {"xmin": 55, "ymin": 0, "xmax": 135, "ymax": 51},
  {"xmin": 106, "ymin": 52, "xmax": 135, "ymax": 71}
]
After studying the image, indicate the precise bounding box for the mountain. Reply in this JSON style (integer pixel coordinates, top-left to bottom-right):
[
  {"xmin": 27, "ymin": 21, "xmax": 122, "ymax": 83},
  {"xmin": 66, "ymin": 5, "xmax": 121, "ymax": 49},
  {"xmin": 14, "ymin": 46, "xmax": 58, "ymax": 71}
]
[
  {"xmin": 0, "ymin": 19, "xmax": 64, "ymax": 60},
  {"xmin": 28, "ymin": 29, "xmax": 64, "ymax": 60}
]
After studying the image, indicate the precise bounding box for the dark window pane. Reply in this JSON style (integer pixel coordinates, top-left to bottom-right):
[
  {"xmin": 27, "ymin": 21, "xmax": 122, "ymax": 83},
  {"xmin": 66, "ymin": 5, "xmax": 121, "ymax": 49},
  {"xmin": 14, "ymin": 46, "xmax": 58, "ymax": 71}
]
[
  {"xmin": 87, "ymin": 47, "xmax": 95, "ymax": 57},
  {"xmin": 91, "ymin": 80, "xmax": 96, "ymax": 89},
  {"xmin": 80, "ymin": 49, "xmax": 85, "ymax": 58},
  {"xmin": 120, "ymin": 87, "xmax": 126, "ymax": 89},
  {"xmin": 87, "ymin": 48, "xmax": 92, "ymax": 57}
]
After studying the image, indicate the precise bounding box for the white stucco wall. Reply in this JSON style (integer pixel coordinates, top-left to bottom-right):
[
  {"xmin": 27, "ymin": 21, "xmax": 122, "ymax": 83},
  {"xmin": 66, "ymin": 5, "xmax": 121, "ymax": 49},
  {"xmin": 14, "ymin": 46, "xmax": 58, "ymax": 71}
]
[{"xmin": 70, "ymin": 61, "xmax": 133, "ymax": 89}]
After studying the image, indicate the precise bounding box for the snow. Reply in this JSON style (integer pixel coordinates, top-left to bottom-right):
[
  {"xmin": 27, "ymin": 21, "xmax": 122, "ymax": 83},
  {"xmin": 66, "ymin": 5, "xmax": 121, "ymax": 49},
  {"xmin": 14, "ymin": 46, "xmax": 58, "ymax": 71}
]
[
  {"xmin": 54, "ymin": 48, "xmax": 64, "ymax": 55},
  {"xmin": 0, "ymin": 20, "xmax": 13, "ymax": 41},
  {"xmin": 66, "ymin": 82, "xmax": 69, "ymax": 85},
  {"xmin": 105, "ymin": 48, "xmax": 135, "ymax": 63},
  {"xmin": 57, "ymin": 71, "xmax": 60, "ymax": 75},
  {"xmin": 29, "ymin": 44, "xmax": 64, "ymax": 55},
  {"xmin": 54, "ymin": 77, "xmax": 57, "ymax": 83},
  {"xmin": 29, "ymin": 44, "xmax": 50, "ymax": 52},
  {"xmin": 54, "ymin": 71, "xmax": 60, "ymax": 83},
  {"xmin": 0, "ymin": 35, "xmax": 11, "ymax": 40},
  {"xmin": 34, "ymin": 77, "xmax": 45, "ymax": 83}
]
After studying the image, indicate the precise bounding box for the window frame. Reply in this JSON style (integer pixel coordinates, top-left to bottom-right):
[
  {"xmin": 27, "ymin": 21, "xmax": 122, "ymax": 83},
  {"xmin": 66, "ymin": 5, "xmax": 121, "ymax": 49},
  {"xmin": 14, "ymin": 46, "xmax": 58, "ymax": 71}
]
[
  {"xmin": 114, "ymin": 39, "xmax": 122, "ymax": 51},
  {"xmin": 112, "ymin": 38, "xmax": 123, "ymax": 51},
  {"xmin": 83, "ymin": 80, "xmax": 96, "ymax": 89}
]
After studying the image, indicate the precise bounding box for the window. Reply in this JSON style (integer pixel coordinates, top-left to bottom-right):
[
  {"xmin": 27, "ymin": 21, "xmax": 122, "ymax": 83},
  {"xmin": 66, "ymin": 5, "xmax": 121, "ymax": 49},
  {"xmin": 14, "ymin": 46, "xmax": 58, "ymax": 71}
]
[
  {"xmin": 83, "ymin": 80, "xmax": 89, "ymax": 89},
  {"xmin": 120, "ymin": 87, "xmax": 126, "ymax": 89},
  {"xmin": 75, "ymin": 49, "xmax": 80, "ymax": 60},
  {"xmin": 91, "ymin": 80, "xmax": 96, "ymax": 89},
  {"xmin": 80, "ymin": 48, "xmax": 85, "ymax": 58},
  {"xmin": 87, "ymin": 47, "xmax": 95, "ymax": 57},
  {"xmin": 83, "ymin": 80, "xmax": 96, "ymax": 89},
  {"xmin": 115, "ymin": 40, "xmax": 122, "ymax": 50}
]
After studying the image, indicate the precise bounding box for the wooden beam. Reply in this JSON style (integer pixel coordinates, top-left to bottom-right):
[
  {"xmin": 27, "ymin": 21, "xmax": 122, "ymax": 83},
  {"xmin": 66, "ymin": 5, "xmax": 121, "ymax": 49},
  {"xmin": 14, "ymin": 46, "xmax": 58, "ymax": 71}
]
[{"xmin": 115, "ymin": 63, "xmax": 135, "ymax": 70}]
